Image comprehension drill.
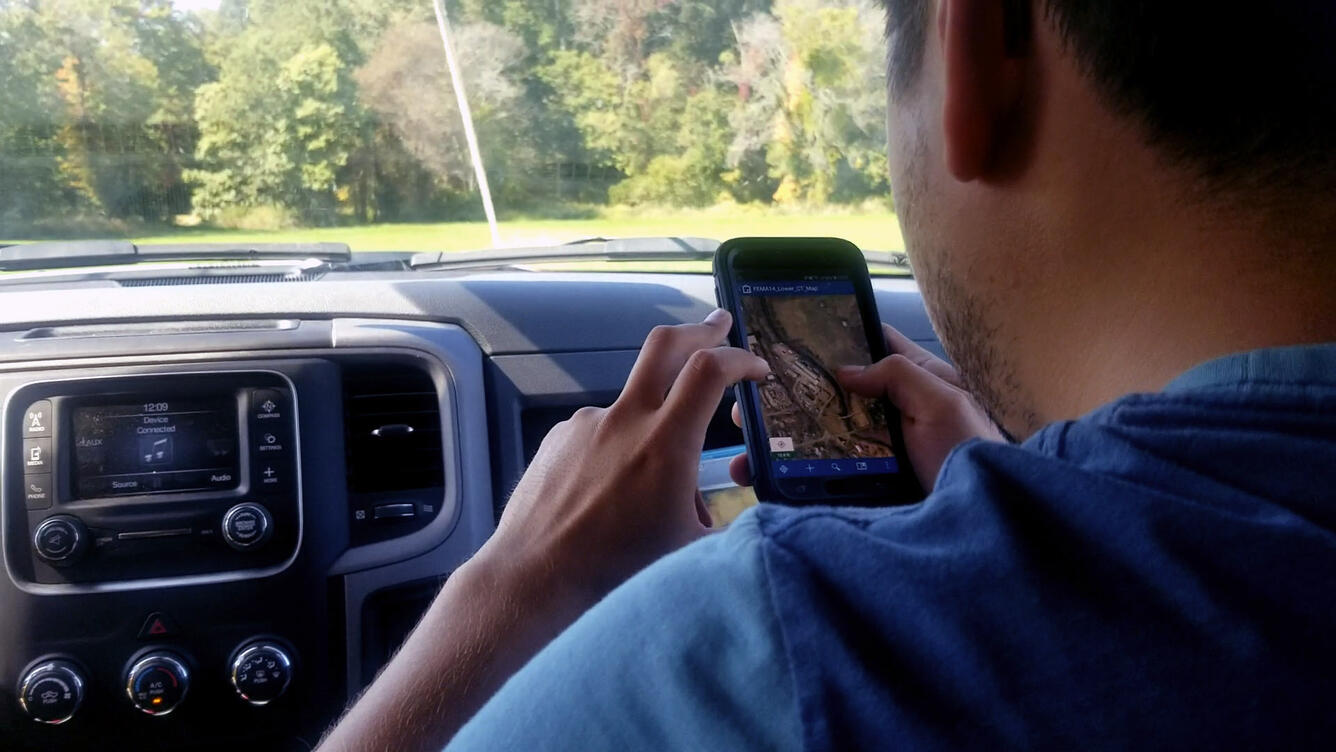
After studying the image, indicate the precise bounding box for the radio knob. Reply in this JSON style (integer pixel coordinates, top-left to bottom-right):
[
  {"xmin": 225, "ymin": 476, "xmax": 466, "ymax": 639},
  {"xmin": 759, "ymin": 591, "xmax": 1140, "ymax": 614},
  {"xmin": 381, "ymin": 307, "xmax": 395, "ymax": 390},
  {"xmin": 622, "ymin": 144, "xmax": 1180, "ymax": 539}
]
[
  {"xmin": 221, "ymin": 502, "xmax": 273, "ymax": 551},
  {"xmin": 18, "ymin": 659, "xmax": 85, "ymax": 724},
  {"xmin": 230, "ymin": 641, "xmax": 294, "ymax": 705},
  {"xmin": 32, "ymin": 515, "xmax": 87, "ymax": 564},
  {"xmin": 126, "ymin": 652, "xmax": 190, "ymax": 716}
]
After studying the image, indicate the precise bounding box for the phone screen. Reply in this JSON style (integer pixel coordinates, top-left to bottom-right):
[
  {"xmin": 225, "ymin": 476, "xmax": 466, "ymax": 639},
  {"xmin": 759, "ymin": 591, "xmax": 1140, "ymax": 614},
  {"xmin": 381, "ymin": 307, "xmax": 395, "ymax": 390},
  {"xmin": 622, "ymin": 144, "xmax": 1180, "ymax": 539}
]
[{"xmin": 734, "ymin": 275, "xmax": 899, "ymax": 480}]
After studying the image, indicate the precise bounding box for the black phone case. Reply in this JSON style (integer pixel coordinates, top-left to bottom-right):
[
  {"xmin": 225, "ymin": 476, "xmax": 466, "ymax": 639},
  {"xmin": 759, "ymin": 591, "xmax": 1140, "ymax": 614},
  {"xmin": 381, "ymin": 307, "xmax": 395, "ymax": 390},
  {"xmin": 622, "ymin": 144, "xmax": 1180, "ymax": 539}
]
[{"xmin": 713, "ymin": 237, "xmax": 922, "ymax": 506}]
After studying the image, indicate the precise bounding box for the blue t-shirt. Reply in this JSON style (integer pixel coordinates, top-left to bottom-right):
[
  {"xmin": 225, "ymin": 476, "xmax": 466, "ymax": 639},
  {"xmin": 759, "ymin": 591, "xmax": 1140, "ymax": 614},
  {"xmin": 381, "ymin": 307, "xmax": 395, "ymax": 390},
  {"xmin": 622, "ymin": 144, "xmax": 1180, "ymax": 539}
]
[{"xmin": 448, "ymin": 344, "xmax": 1336, "ymax": 750}]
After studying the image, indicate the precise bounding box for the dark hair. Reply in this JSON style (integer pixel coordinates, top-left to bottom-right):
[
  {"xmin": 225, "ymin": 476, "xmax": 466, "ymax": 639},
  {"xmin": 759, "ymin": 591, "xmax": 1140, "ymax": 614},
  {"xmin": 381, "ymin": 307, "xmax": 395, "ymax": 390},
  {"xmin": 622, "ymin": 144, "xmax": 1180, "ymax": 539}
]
[{"xmin": 884, "ymin": 1, "xmax": 1336, "ymax": 200}]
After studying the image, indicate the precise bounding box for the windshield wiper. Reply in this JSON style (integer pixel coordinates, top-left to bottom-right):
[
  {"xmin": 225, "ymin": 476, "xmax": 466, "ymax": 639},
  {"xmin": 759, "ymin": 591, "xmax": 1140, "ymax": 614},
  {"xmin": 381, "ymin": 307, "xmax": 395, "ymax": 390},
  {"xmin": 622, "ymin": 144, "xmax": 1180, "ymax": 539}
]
[
  {"xmin": 409, "ymin": 237, "xmax": 911, "ymax": 272},
  {"xmin": 0, "ymin": 240, "xmax": 351, "ymax": 271}
]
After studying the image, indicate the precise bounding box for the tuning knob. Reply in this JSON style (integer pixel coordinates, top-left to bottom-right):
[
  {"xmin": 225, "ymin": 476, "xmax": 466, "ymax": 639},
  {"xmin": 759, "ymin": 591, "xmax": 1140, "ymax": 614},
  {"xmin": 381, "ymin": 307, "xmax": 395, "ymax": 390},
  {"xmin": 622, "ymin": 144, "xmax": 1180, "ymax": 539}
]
[
  {"xmin": 230, "ymin": 641, "xmax": 293, "ymax": 705},
  {"xmin": 221, "ymin": 502, "xmax": 273, "ymax": 551},
  {"xmin": 18, "ymin": 659, "xmax": 85, "ymax": 724},
  {"xmin": 126, "ymin": 652, "xmax": 190, "ymax": 716}
]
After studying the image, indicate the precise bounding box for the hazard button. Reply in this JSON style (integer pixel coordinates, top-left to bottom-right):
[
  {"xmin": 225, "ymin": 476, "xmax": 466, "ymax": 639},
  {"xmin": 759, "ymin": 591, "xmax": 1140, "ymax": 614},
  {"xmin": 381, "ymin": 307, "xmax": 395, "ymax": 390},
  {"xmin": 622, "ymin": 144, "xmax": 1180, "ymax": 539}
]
[{"xmin": 137, "ymin": 611, "xmax": 180, "ymax": 640}]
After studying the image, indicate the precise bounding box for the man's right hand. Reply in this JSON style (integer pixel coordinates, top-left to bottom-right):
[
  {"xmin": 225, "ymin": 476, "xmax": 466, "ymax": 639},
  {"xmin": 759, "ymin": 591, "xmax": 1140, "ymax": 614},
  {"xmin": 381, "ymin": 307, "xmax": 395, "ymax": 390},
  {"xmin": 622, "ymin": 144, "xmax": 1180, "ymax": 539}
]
[{"xmin": 729, "ymin": 324, "xmax": 1004, "ymax": 493}]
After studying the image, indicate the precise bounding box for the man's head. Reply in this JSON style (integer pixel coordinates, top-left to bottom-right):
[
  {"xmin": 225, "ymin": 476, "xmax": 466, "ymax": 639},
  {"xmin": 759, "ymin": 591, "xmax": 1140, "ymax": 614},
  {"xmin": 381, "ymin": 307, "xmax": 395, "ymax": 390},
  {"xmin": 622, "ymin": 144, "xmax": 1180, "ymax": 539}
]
[{"xmin": 880, "ymin": 0, "xmax": 1336, "ymax": 437}]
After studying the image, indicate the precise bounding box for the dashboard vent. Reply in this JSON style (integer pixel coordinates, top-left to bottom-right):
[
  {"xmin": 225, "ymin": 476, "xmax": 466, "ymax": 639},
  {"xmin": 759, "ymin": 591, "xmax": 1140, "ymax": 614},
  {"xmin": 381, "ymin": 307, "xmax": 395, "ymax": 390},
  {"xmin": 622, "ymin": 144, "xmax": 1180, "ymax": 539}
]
[
  {"xmin": 342, "ymin": 362, "xmax": 444, "ymax": 493},
  {"xmin": 120, "ymin": 272, "xmax": 324, "ymax": 286}
]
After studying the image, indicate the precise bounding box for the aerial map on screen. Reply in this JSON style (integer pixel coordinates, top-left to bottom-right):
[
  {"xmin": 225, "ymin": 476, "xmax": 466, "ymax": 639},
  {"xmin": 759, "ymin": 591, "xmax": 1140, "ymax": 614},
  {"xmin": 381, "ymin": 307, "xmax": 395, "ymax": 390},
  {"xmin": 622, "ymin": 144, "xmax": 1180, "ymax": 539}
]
[{"xmin": 739, "ymin": 282, "xmax": 896, "ymax": 464}]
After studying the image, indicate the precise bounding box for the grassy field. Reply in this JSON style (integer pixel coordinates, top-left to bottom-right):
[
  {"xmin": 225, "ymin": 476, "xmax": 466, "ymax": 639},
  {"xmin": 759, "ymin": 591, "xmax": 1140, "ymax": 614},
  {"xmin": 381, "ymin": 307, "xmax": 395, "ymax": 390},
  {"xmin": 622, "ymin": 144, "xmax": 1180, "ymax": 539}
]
[{"xmin": 119, "ymin": 207, "xmax": 906, "ymax": 254}]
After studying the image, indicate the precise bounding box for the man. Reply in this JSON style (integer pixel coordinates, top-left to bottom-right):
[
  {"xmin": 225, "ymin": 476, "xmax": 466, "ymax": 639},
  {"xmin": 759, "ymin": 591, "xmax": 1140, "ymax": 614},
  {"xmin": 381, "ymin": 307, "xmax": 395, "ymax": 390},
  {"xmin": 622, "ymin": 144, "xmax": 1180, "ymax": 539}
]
[{"xmin": 320, "ymin": 0, "xmax": 1336, "ymax": 749}]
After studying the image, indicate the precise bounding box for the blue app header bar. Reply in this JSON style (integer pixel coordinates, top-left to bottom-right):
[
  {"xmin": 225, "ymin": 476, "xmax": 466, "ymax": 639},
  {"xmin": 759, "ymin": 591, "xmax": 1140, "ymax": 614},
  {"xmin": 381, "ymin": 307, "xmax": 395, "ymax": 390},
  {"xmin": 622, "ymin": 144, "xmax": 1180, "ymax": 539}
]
[
  {"xmin": 771, "ymin": 456, "xmax": 898, "ymax": 478},
  {"xmin": 739, "ymin": 280, "xmax": 855, "ymax": 296}
]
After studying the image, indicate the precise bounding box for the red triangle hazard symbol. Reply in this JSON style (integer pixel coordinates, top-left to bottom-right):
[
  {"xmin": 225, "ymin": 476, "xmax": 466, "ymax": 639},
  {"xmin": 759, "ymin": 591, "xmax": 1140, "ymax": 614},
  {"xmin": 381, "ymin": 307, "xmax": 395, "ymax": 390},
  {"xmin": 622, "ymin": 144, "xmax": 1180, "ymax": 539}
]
[{"xmin": 148, "ymin": 618, "xmax": 168, "ymax": 635}]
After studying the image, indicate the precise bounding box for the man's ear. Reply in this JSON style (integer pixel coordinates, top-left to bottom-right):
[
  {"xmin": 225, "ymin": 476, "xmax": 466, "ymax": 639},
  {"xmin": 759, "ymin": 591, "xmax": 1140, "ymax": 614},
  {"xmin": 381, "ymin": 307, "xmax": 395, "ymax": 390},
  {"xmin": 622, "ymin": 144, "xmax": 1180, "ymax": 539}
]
[{"xmin": 940, "ymin": 0, "xmax": 1032, "ymax": 182}]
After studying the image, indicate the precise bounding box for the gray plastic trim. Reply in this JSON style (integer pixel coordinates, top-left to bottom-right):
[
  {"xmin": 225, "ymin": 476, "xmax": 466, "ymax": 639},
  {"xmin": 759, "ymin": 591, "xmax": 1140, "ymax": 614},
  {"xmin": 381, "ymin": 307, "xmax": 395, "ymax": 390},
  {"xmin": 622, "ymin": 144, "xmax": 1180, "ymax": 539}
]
[{"xmin": 325, "ymin": 319, "xmax": 494, "ymax": 575}]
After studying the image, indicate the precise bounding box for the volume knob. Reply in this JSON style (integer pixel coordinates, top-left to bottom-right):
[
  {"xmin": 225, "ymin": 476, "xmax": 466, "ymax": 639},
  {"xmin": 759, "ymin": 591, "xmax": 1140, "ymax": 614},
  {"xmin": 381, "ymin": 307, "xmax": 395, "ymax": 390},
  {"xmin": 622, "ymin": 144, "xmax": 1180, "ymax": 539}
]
[{"xmin": 32, "ymin": 515, "xmax": 87, "ymax": 564}]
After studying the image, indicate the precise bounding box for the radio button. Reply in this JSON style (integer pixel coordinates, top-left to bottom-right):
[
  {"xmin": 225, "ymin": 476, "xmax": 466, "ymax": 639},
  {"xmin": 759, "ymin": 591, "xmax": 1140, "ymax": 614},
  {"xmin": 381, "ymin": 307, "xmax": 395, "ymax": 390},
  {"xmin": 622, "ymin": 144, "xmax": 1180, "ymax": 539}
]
[
  {"xmin": 22, "ymin": 401, "xmax": 52, "ymax": 438},
  {"xmin": 222, "ymin": 502, "xmax": 273, "ymax": 551},
  {"xmin": 23, "ymin": 438, "xmax": 51, "ymax": 474},
  {"xmin": 24, "ymin": 474, "xmax": 53, "ymax": 510}
]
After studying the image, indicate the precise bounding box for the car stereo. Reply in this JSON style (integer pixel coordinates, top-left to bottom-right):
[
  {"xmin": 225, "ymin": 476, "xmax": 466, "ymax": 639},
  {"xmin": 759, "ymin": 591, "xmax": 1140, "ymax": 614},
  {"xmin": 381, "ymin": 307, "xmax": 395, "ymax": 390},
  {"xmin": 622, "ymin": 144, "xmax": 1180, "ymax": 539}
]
[{"xmin": 4, "ymin": 371, "xmax": 301, "ymax": 590}]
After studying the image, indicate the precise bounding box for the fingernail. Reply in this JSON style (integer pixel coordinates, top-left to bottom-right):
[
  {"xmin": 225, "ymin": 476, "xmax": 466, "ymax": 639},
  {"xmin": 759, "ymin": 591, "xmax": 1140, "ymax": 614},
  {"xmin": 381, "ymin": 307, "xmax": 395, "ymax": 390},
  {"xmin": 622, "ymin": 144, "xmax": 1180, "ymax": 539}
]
[{"xmin": 705, "ymin": 308, "xmax": 728, "ymax": 324}]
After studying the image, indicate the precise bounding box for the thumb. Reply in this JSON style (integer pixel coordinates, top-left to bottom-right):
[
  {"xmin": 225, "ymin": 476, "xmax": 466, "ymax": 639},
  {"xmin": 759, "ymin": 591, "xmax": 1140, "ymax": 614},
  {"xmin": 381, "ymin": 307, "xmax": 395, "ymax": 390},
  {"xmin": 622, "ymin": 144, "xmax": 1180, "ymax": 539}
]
[{"xmin": 838, "ymin": 354, "xmax": 961, "ymax": 416}]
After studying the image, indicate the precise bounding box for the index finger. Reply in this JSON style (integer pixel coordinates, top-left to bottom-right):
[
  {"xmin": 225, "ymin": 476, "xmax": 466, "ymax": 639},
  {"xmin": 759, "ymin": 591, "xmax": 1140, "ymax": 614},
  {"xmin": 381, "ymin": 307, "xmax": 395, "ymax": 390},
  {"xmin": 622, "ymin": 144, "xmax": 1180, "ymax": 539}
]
[
  {"xmin": 661, "ymin": 347, "xmax": 769, "ymax": 444},
  {"xmin": 621, "ymin": 310, "xmax": 733, "ymax": 408}
]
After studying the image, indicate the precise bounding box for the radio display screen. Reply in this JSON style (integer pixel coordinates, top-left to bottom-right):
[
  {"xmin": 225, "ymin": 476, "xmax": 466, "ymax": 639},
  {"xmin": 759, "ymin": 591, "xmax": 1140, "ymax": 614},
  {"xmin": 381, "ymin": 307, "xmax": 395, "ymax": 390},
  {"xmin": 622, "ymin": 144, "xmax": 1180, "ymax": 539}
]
[{"xmin": 71, "ymin": 397, "xmax": 240, "ymax": 498}]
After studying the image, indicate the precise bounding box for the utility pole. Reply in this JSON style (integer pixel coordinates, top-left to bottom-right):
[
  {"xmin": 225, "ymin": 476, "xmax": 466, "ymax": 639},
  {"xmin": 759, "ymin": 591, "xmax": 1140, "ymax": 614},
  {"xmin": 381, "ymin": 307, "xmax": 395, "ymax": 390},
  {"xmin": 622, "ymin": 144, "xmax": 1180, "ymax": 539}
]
[{"xmin": 431, "ymin": 0, "xmax": 501, "ymax": 246}]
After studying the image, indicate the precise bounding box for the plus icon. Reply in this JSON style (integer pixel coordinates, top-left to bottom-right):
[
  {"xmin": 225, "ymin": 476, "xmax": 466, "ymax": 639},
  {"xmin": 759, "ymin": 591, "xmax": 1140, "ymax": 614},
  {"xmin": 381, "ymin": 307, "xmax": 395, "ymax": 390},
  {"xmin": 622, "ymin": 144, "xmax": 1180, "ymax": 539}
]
[{"xmin": 263, "ymin": 466, "xmax": 276, "ymax": 478}]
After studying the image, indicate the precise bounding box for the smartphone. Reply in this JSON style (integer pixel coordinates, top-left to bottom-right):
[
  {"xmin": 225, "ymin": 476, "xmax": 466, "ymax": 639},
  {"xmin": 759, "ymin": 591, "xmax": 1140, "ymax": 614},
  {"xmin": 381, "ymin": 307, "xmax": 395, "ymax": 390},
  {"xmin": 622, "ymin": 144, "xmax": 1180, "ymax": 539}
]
[{"xmin": 714, "ymin": 237, "xmax": 922, "ymax": 506}]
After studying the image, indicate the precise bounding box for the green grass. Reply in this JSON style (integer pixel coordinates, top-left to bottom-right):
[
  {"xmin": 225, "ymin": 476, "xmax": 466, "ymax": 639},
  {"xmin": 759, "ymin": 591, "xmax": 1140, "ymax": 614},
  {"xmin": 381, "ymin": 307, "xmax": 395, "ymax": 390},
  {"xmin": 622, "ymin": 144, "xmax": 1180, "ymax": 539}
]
[{"xmin": 121, "ymin": 206, "xmax": 906, "ymax": 254}]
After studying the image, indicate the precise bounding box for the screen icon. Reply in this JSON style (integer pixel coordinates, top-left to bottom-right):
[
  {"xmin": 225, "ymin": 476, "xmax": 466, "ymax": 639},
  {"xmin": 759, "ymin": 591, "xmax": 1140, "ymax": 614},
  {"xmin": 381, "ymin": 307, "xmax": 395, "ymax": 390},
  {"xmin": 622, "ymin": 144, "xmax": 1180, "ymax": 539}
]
[
  {"xmin": 769, "ymin": 436, "xmax": 794, "ymax": 452},
  {"xmin": 139, "ymin": 436, "xmax": 173, "ymax": 466},
  {"xmin": 855, "ymin": 461, "xmax": 868, "ymax": 471}
]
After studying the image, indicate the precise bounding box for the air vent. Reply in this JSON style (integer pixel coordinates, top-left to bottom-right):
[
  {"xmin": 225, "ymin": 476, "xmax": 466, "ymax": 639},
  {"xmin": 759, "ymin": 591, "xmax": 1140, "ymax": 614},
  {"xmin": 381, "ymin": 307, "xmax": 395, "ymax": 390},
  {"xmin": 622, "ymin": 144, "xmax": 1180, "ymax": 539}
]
[
  {"xmin": 342, "ymin": 362, "xmax": 444, "ymax": 493},
  {"xmin": 119, "ymin": 272, "xmax": 324, "ymax": 286}
]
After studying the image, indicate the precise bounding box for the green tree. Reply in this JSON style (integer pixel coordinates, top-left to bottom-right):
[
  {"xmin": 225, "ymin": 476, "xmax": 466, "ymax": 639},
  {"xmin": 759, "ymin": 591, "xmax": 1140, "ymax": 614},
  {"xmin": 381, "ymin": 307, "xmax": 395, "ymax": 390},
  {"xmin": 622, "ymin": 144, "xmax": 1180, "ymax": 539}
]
[
  {"xmin": 0, "ymin": 2, "xmax": 68, "ymax": 226},
  {"xmin": 188, "ymin": 41, "xmax": 361, "ymax": 221},
  {"xmin": 0, "ymin": 0, "xmax": 212, "ymax": 223},
  {"xmin": 735, "ymin": 0, "xmax": 887, "ymax": 203}
]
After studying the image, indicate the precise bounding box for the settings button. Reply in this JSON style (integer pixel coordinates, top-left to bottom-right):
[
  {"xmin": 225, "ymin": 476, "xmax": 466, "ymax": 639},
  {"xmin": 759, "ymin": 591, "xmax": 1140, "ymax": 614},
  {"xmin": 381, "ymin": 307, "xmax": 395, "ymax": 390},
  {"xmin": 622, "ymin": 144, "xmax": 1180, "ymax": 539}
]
[{"xmin": 255, "ymin": 429, "xmax": 288, "ymax": 455}]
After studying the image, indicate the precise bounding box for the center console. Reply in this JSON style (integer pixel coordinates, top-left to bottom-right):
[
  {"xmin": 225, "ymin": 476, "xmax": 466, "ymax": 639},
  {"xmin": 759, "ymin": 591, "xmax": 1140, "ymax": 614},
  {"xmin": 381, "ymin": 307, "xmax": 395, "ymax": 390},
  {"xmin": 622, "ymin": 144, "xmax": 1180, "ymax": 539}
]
[
  {"xmin": 0, "ymin": 320, "xmax": 497, "ymax": 752},
  {"xmin": 6, "ymin": 372, "xmax": 300, "ymax": 589}
]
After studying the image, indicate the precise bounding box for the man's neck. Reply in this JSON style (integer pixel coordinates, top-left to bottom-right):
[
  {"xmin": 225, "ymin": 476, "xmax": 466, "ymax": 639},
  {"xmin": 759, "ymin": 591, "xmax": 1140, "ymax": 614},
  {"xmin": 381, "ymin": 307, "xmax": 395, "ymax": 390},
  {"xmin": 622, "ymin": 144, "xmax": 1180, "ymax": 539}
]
[{"xmin": 1014, "ymin": 206, "xmax": 1336, "ymax": 431}]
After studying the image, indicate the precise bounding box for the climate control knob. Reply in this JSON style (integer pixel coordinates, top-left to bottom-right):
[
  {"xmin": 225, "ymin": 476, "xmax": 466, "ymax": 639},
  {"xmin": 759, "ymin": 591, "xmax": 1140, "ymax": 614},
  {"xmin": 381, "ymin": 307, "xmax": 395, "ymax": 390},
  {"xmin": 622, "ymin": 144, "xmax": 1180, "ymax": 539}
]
[
  {"xmin": 18, "ymin": 659, "xmax": 85, "ymax": 724},
  {"xmin": 230, "ymin": 641, "xmax": 294, "ymax": 705},
  {"xmin": 32, "ymin": 515, "xmax": 88, "ymax": 564},
  {"xmin": 126, "ymin": 652, "xmax": 190, "ymax": 716},
  {"xmin": 221, "ymin": 502, "xmax": 273, "ymax": 551}
]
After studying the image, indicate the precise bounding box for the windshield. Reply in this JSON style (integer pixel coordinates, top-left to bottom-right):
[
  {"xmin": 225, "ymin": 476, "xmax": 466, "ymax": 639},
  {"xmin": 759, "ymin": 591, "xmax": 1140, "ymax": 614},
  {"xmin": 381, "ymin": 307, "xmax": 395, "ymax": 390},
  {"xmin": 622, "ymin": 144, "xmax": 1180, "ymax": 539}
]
[{"xmin": 0, "ymin": 0, "xmax": 905, "ymax": 270}]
